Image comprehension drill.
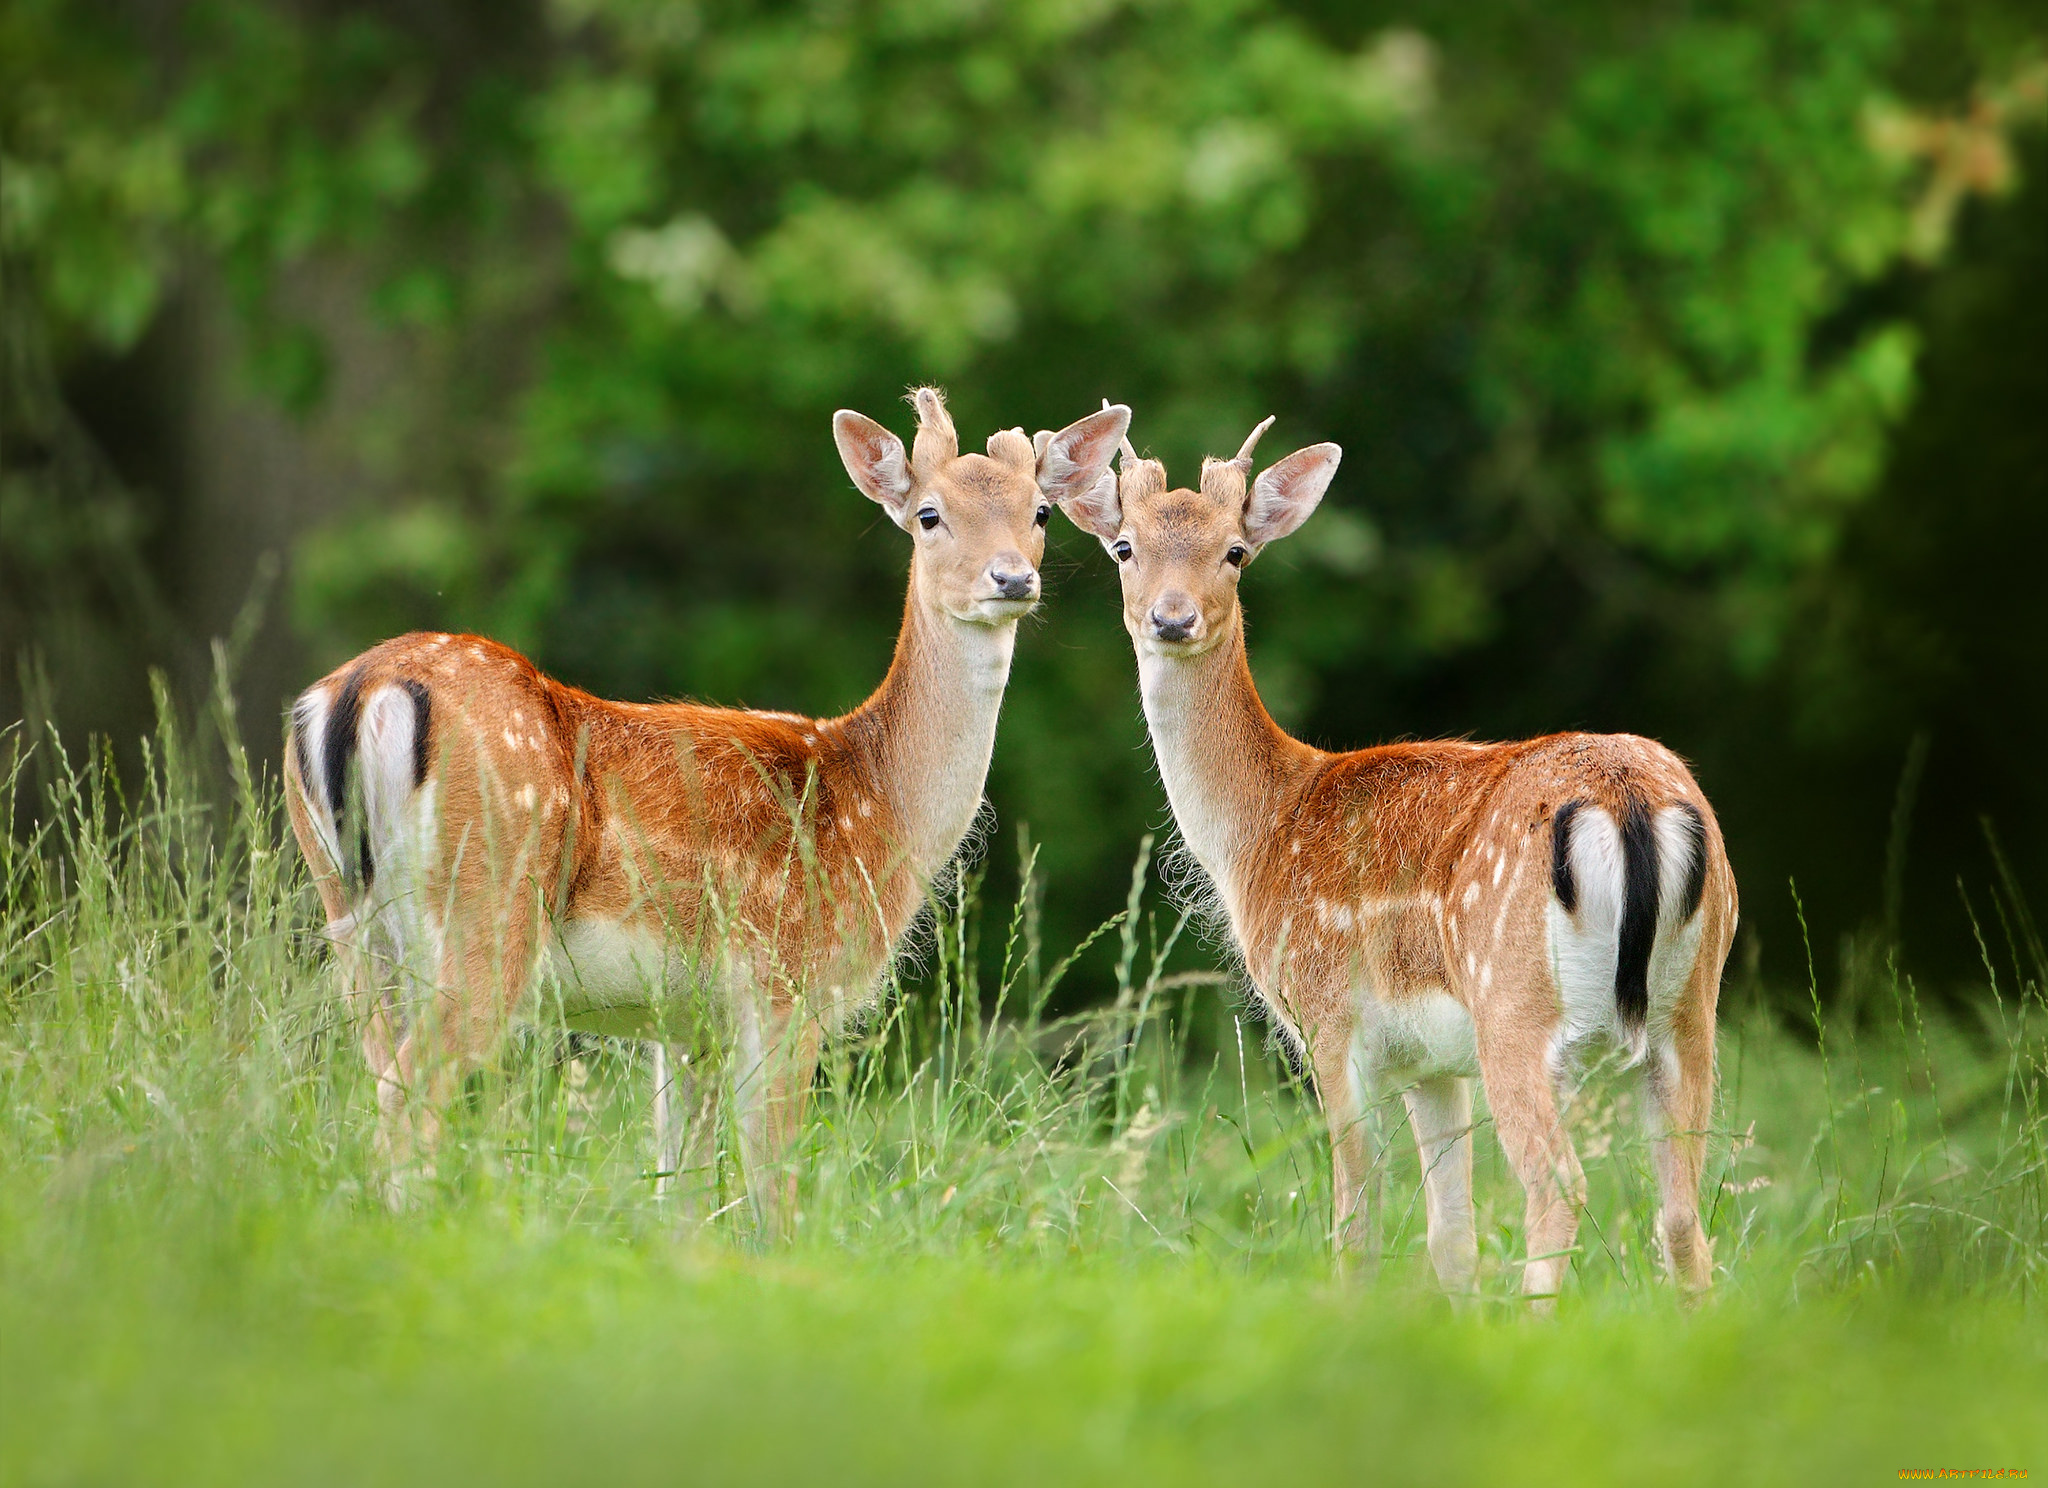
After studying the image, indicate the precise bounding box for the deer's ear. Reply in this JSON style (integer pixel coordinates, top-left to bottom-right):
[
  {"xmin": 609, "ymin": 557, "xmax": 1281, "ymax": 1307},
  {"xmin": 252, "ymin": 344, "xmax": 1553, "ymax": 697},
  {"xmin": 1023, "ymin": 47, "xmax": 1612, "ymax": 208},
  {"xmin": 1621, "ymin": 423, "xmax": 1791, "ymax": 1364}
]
[
  {"xmin": 1057, "ymin": 467, "xmax": 1123, "ymax": 543},
  {"xmin": 833, "ymin": 411, "xmax": 914, "ymax": 527},
  {"xmin": 1036, "ymin": 403, "xmax": 1131, "ymax": 506},
  {"xmin": 1245, "ymin": 443, "xmax": 1341, "ymax": 548}
]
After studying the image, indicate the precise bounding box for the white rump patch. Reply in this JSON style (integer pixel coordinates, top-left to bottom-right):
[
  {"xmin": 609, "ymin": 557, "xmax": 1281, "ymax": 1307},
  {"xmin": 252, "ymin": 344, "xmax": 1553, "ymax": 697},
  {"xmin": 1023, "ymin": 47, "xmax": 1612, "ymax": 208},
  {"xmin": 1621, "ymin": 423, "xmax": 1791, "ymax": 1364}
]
[
  {"xmin": 1546, "ymin": 802, "xmax": 1710, "ymax": 1068},
  {"xmin": 1643, "ymin": 805, "xmax": 1708, "ymax": 1044},
  {"xmin": 357, "ymin": 684, "xmax": 438, "ymax": 976},
  {"xmin": 1546, "ymin": 805, "xmax": 1624, "ymax": 1055},
  {"xmin": 291, "ymin": 688, "xmax": 345, "ymax": 876},
  {"xmin": 359, "ymin": 686, "xmax": 428, "ymax": 867}
]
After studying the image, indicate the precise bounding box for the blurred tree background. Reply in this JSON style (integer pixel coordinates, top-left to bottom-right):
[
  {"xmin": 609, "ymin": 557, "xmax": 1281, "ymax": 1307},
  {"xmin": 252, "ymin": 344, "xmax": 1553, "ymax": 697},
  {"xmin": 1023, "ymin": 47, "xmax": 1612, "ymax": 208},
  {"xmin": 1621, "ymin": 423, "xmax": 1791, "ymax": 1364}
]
[{"xmin": 4, "ymin": 0, "xmax": 2043, "ymax": 1008}]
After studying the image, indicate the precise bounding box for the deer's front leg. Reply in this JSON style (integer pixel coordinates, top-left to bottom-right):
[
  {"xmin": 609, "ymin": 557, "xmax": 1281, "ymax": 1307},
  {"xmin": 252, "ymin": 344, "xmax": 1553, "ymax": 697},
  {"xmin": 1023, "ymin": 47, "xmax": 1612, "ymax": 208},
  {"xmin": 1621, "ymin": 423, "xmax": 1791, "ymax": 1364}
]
[
  {"xmin": 649, "ymin": 1041, "xmax": 703, "ymax": 1200},
  {"xmin": 731, "ymin": 991, "xmax": 824, "ymax": 1239},
  {"xmin": 1403, "ymin": 1075, "xmax": 1478, "ymax": 1296},
  {"xmin": 1310, "ymin": 1025, "xmax": 1381, "ymax": 1266}
]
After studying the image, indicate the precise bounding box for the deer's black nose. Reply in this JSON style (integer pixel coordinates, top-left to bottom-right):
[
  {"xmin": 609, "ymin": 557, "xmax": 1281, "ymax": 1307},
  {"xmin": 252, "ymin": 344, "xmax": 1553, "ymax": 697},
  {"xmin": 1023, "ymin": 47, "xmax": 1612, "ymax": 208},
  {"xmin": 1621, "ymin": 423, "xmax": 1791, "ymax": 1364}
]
[
  {"xmin": 1150, "ymin": 595, "xmax": 1199, "ymax": 643},
  {"xmin": 989, "ymin": 555, "xmax": 1038, "ymax": 602}
]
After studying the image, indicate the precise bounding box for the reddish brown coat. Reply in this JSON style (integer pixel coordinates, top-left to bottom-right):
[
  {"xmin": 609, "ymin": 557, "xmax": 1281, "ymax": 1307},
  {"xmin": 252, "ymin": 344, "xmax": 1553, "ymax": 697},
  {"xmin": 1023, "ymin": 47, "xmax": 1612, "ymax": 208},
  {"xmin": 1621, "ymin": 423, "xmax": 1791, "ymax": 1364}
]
[
  {"xmin": 284, "ymin": 390, "xmax": 1133, "ymax": 1215},
  {"xmin": 1060, "ymin": 418, "xmax": 1735, "ymax": 1298}
]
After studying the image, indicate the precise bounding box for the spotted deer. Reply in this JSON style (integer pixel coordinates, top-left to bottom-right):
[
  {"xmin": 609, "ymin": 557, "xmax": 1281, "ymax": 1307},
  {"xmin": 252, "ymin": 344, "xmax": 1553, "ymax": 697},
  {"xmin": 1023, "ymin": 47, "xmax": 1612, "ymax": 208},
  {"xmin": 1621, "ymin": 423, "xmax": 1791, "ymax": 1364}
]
[
  {"xmin": 1058, "ymin": 414, "xmax": 1736, "ymax": 1299},
  {"xmin": 284, "ymin": 388, "xmax": 1132, "ymax": 1222}
]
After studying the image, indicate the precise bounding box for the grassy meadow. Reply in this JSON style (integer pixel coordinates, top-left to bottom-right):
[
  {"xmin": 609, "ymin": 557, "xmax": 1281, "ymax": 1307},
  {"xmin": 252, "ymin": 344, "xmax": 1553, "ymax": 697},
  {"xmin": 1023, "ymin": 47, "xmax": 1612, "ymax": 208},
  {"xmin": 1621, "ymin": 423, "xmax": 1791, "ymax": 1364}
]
[{"xmin": 3, "ymin": 693, "xmax": 2044, "ymax": 1485}]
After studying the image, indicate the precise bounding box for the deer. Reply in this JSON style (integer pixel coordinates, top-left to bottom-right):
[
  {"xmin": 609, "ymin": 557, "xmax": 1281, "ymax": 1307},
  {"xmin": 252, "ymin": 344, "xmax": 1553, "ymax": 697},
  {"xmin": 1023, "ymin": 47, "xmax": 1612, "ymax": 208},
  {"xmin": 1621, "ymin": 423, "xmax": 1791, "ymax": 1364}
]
[
  {"xmin": 1056, "ymin": 412, "xmax": 1737, "ymax": 1301},
  {"xmin": 283, "ymin": 387, "xmax": 1132, "ymax": 1225}
]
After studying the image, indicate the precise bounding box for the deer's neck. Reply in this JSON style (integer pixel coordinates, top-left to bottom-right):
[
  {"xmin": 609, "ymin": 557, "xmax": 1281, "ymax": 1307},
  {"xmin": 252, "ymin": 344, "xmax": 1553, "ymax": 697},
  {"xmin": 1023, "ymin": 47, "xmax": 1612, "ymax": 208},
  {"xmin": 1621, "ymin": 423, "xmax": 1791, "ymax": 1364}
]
[
  {"xmin": 1139, "ymin": 621, "xmax": 1316, "ymax": 911},
  {"xmin": 844, "ymin": 577, "xmax": 1016, "ymax": 880}
]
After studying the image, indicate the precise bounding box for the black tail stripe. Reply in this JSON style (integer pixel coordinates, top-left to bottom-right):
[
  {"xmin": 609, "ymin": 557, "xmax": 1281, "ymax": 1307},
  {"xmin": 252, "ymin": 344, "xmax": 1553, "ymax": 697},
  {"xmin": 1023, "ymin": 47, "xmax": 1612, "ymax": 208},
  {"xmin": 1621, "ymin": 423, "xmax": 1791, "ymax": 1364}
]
[
  {"xmin": 1616, "ymin": 799, "xmax": 1659, "ymax": 1029},
  {"xmin": 399, "ymin": 677, "xmax": 432, "ymax": 789},
  {"xmin": 324, "ymin": 665, "xmax": 371, "ymax": 889},
  {"xmin": 1550, "ymin": 800, "xmax": 1583, "ymax": 915},
  {"xmin": 323, "ymin": 667, "xmax": 367, "ymax": 822},
  {"xmin": 1674, "ymin": 801, "xmax": 1708, "ymax": 921}
]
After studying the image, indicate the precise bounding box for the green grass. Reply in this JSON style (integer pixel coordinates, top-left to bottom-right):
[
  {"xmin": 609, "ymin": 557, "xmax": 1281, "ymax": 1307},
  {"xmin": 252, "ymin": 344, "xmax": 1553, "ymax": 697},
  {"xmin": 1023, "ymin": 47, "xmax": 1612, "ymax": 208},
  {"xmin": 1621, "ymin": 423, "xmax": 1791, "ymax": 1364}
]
[{"xmin": 3, "ymin": 690, "xmax": 2045, "ymax": 1484}]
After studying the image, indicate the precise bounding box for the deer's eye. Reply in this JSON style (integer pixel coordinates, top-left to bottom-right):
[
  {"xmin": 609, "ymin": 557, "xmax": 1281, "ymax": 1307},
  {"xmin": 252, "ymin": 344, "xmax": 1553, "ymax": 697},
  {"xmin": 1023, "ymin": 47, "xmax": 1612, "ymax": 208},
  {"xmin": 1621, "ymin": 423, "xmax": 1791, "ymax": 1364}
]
[
  {"xmin": 1225, "ymin": 545, "xmax": 1249, "ymax": 568},
  {"xmin": 1034, "ymin": 504, "xmax": 1051, "ymax": 527},
  {"xmin": 1112, "ymin": 539, "xmax": 1133, "ymax": 563},
  {"xmin": 917, "ymin": 507, "xmax": 941, "ymax": 531}
]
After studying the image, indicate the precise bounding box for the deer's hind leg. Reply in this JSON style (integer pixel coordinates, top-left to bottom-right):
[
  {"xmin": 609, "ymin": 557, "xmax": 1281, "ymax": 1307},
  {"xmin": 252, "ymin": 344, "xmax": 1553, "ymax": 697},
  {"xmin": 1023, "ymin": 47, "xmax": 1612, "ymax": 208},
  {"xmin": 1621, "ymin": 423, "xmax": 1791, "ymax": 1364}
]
[
  {"xmin": 1473, "ymin": 999, "xmax": 1586, "ymax": 1307},
  {"xmin": 1645, "ymin": 958, "xmax": 1721, "ymax": 1296},
  {"xmin": 345, "ymin": 902, "xmax": 453, "ymax": 1205},
  {"xmin": 288, "ymin": 762, "xmax": 425, "ymax": 1201},
  {"xmin": 308, "ymin": 872, "xmax": 445, "ymax": 1205},
  {"xmin": 374, "ymin": 832, "xmax": 546, "ymax": 1198}
]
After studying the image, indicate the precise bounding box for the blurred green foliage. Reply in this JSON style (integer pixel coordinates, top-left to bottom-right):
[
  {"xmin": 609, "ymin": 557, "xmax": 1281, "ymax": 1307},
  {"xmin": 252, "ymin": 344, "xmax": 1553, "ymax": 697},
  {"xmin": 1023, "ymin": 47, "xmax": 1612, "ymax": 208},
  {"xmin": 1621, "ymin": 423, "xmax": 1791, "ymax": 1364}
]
[{"xmin": 4, "ymin": 0, "xmax": 2043, "ymax": 983}]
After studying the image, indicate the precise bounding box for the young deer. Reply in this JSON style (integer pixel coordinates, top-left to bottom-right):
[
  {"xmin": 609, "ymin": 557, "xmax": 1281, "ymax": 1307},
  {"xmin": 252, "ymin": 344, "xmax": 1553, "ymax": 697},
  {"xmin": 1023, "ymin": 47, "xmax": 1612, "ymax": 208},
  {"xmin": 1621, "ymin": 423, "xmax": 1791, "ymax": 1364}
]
[
  {"xmin": 1058, "ymin": 415, "xmax": 1736, "ymax": 1300},
  {"xmin": 284, "ymin": 388, "xmax": 1131, "ymax": 1221}
]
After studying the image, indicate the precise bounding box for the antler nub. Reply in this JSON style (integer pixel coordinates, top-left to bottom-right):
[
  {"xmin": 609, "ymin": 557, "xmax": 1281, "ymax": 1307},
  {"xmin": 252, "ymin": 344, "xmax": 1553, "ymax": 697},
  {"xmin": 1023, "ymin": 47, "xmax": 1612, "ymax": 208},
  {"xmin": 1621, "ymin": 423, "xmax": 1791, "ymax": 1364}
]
[{"xmin": 1233, "ymin": 414, "xmax": 1277, "ymax": 472}]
